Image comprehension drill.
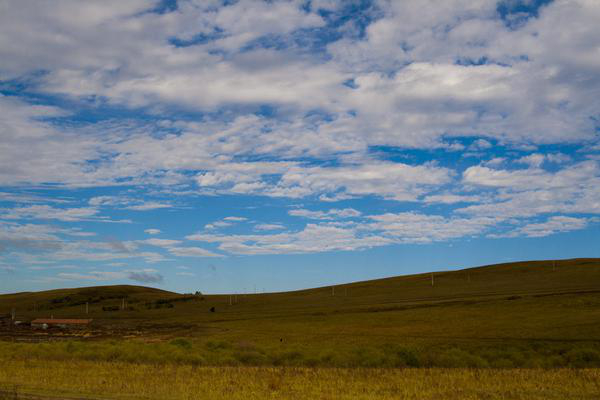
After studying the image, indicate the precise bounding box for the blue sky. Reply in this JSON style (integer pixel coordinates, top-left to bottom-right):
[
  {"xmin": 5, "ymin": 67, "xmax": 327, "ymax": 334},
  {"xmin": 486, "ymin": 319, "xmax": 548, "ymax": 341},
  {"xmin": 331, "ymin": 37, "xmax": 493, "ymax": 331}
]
[{"xmin": 1, "ymin": 0, "xmax": 599, "ymax": 294}]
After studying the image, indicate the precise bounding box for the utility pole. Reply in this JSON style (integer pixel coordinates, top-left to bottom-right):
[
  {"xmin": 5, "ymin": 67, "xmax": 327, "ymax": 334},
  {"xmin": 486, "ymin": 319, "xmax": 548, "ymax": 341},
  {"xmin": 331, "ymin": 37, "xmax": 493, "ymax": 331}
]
[{"xmin": 431, "ymin": 273, "xmax": 434, "ymax": 287}]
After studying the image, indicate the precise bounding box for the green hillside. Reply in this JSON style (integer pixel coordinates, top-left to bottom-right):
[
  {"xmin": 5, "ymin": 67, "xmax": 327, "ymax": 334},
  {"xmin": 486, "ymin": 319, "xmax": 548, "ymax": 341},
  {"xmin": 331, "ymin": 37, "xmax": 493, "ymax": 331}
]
[{"xmin": 1, "ymin": 258, "xmax": 600, "ymax": 369}]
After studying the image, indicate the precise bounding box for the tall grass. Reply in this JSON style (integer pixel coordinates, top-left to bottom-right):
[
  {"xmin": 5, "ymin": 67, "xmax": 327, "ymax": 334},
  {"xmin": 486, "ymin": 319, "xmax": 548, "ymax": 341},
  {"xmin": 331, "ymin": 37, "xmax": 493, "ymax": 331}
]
[{"xmin": 1, "ymin": 359, "xmax": 599, "ymax": 400}]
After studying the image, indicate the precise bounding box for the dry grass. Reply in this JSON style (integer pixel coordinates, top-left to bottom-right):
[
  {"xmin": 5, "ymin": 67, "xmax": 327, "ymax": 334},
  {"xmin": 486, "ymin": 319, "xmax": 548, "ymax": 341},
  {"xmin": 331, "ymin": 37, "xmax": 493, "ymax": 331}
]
[{"xmin": 1, "ymin": 360, "xmax": 599, "ymax": 400}]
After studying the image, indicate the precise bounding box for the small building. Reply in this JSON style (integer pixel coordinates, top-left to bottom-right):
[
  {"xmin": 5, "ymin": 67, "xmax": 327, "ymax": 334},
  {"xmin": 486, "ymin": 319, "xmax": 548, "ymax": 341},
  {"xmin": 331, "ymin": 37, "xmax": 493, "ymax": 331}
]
[{"xmin": 31, "ymin": 318, "xmax": 92, "ymax": 329}]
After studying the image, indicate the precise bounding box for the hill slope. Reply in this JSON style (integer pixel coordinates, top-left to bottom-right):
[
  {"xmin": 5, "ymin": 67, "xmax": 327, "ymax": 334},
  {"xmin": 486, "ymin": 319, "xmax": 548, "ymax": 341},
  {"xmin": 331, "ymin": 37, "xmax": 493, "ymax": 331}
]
[
  {"xmin": 1, "ymin": 258, "xmax": 599, "ymax": 335},
  {"xmin": 1, "ymin": 258, "xmax": 600, "ymax": 368}
]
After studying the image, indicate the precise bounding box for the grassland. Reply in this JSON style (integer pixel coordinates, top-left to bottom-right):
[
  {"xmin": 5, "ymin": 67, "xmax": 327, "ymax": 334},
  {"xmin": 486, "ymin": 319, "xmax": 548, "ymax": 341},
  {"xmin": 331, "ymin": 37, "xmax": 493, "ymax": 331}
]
[
  {"xmin": 1, "ymin": 258, "xmax": 600, "ymax": 398},
  {"xmin": 2, "ymin": 360, "xmax": 600, "ymax": 400}
]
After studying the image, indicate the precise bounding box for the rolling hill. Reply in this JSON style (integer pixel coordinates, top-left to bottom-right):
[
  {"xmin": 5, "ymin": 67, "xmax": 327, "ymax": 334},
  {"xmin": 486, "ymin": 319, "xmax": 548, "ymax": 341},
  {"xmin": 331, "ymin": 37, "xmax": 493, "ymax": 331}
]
[
  {"xmin": 1, "ymin": 258, "xmax": 600, "ymax": 371},
  {"xmin": 1, "ymin": 258, "xmax": 598, "ymax": 338}
]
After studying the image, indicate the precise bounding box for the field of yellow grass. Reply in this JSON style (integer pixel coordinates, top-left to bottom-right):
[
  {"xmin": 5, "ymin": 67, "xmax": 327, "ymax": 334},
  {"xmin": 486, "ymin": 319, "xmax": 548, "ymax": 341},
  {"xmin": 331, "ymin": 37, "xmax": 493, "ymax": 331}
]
[{"xmin": 1, "ymin": 360, "xmax": 599, "ymax": 400}]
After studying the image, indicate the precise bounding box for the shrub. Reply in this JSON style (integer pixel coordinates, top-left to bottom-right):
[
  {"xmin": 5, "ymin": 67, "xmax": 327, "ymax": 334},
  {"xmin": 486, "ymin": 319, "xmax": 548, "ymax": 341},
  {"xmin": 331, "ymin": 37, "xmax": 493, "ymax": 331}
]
[
  {"xmin": 394, "ymin": 347, "xmax": 421, "ymax": 367},
  {"xmin": 565, "ymin": 348, "xmax": 600, "ymax": 367},
  {"xmin": 170, "ymin": 338, "xmax": 192, "ymax": 349}
]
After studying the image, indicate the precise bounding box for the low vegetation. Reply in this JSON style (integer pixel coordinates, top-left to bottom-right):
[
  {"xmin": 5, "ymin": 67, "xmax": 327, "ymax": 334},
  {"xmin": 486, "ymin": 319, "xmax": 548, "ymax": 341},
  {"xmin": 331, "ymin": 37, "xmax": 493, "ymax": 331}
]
[
  {"xmin": 1, "ymin": 258, "xmax": 599, "ymax": 398},
  {"xmin": 1, "ymin": 339, "xmax": 600, "ymax": 369}
]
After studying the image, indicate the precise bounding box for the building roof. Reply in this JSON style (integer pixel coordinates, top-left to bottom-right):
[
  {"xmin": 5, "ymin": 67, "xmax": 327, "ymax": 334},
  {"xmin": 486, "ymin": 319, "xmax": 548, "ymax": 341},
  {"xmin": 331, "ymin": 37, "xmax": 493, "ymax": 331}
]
[{"xmin": 31, "ymin": 318, "xmax": 92, "ymax": 325}]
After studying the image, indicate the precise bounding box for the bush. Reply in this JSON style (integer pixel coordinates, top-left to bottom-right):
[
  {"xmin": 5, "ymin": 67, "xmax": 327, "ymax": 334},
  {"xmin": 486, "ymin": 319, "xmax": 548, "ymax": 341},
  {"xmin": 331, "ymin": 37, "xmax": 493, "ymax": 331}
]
[
  {"xmin": 170, "ymin": 338, "xmax": 192, "ymax": 349},
  {"xmin": 394, "ymin": 347, "xmax": 421, "ymax": 367},
  {"xmin": 565, "ymin": 348, "xmax": 600, "ymax": 367},
  {"xmin": 234, "ymin": 350, "xmax": 266, "ymax": 365}
]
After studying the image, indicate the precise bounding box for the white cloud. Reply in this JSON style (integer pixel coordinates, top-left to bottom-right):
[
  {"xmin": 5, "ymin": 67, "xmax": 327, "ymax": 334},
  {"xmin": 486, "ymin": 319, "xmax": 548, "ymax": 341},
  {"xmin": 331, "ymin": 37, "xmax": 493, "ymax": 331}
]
[
  {"xmin": 196, "ymin": 160, "xmax": 450, "ymax": 201},
  {"xmin": 463, "ymin": 161, "xmax": 599, "ymax": 191},
  {"xmin": 125, "ymin": 202, "xmax": 172, "ymax": 211},
  {"xmin": 423, "ymin": 194, "xmax": 481, "ymax": 204},
  {"xmin": 188, "ymin": 223, "xmax": 391, "ymax": 255},
  {"xmin": 254, "ymin": 223, "xmax": 286, "ymax": 231},
  {"xmin": 90, "ymin": 196, "xmax": 172, "ymax": 211},
  {"xmin": 517, "ymin": 153, "xmax": 546, "ymax": 168},
  {"xmin": 223, "ymin": 216, "xmax": 247, "ymax": 222},
  {"xmin": 459, "ymin": 160, "xmax": 600, "ymax": 219},
  {"xmin": 0, "ymin": 204, "xmax": 131, "ymax": 223},
  {"xmin": 1, "ymin": 0, "xmax": 599, "ymax": 270},
  {"xmin": 289, "ymin": 208, "xmax": 362, "ymax": 220},
  {"xmin": 167, "ymin": 246, "xmax": 223, "ymax": 258},
  {"xmin": 0, "ymin": 222, "xmax": 62, "ymax": 254},
  {"xmin": 491, "ymin": 216, "xmax": 589, "ymax": 238},
  {"xmin": 187, "ymin": 210, "xmax": 499, "ymax": 255},
  {"xmin": 367, "ymin": 212, "xmax": 497, "ymax": 243},
  {"xmin": 140, "ymin": 238, "xmax": 182, "ymax": 247}
]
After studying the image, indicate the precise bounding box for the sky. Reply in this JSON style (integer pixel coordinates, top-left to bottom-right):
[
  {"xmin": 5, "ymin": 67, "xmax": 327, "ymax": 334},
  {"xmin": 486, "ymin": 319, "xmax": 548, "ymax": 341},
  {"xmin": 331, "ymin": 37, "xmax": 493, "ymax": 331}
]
[{"xmin": 1, "ymin": 0, "xmax": 599, "ymax": 294}]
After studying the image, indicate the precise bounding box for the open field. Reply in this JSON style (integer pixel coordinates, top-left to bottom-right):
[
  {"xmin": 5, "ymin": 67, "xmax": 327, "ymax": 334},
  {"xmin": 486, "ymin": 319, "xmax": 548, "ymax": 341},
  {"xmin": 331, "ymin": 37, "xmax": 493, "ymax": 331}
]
[
  {"xmin": 1, "ymin": 258, "xmax": 600, "ymax": 398},
  {"xmin": 1, "ymin": 360, "xmax": 600, "ymax": 400}
]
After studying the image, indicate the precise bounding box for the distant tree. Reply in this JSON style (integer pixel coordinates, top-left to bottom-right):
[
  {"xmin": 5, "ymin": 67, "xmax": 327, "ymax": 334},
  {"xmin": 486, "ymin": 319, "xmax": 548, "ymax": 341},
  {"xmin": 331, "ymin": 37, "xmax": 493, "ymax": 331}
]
[{"xmin": 195, "ymin": 291, "xmax": 202, "ymax": 296}]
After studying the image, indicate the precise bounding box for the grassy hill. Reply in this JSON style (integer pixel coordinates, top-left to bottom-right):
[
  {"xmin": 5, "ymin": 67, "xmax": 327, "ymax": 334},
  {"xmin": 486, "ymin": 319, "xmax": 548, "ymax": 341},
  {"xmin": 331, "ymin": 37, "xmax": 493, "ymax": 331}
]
[
  {"xmin": 1, "ymin": 258, "xmax": 600, "ymax": 369},
  {"xmin": 0, "ymin": 284, "xmax": 177, "ymax": 317}
]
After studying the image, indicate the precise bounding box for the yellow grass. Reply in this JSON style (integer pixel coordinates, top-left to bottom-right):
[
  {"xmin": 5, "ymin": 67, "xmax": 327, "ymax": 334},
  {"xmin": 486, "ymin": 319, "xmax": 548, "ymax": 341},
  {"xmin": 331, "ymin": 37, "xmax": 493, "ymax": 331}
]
[{"xmin": 1, "ymin": 360, "xmax": 599, "ymax": 400}]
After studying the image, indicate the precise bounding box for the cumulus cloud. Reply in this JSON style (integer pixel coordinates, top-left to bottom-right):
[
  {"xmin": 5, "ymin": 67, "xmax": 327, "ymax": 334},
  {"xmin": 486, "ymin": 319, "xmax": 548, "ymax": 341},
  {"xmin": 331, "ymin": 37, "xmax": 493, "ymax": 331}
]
[{"xmin": 460, "ymin": 160, "xmax": 600, "ymax": 218}]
